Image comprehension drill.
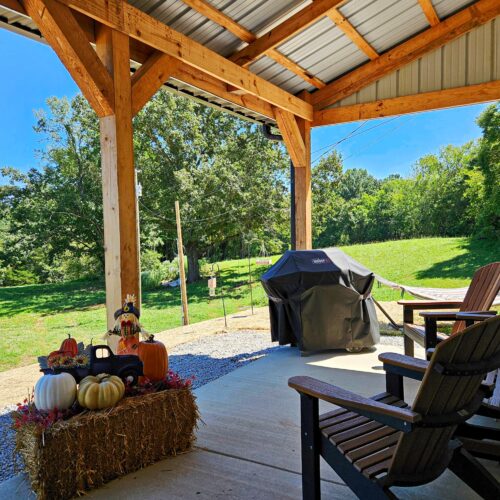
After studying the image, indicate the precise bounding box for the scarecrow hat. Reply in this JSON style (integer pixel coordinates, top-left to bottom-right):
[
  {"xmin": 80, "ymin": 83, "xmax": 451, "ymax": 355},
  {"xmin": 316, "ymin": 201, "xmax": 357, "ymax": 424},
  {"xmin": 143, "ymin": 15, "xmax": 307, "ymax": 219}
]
[{"xmin": 114, "ymin": 295, "xmax": 140, "ymax": 320}]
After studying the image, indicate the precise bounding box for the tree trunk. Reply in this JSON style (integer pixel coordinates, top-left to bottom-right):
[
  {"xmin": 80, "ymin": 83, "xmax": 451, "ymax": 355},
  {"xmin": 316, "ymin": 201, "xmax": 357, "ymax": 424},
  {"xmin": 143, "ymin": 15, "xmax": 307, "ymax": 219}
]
[{"xmin": 186, "ymin": 245, "xmax": 200, "ymax": 283}]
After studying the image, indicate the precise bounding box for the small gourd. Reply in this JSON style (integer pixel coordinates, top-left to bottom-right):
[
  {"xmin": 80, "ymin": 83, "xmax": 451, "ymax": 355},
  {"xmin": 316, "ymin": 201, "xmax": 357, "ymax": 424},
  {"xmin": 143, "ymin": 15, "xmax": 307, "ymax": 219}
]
[
  {"xmin": 78, "ymin": 374, "xmax": 125, "ymax": 410},
  {"xmin": 138, "ymin": 335, "xmax": 168, "ymax": 382},
  {"xmin": 60, "ymin": 334, "xmax": 78, "ymax": 357},
  {"xmin": 35, "ymin": 372, "xmax": 77, "ymax": 411}
]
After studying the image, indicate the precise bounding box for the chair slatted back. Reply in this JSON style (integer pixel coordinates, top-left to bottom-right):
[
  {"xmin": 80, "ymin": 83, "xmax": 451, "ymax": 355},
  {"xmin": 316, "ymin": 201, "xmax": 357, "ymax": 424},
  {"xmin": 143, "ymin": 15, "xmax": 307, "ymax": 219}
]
[
  {"xmin": 453, "ymin": 262, "xmax": 500, "ymax": 334},
  {"xmin": 387, "ymin": 316, "xmax": 500, "ymax": 484}
]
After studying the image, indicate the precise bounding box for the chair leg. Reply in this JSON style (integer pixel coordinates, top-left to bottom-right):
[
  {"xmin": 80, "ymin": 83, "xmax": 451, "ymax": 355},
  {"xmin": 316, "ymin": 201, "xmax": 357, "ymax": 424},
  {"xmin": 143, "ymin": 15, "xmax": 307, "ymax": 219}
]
[
  {"xmin": 403, "ymin": 335, "xmax": 414, "ymax": 357},
  {"xmin": 386, "ymin": 372, "xmax": 404, "ymax": 399},
  {"xmin": 449, "ymin": 446, "xmax": 500, "ymax": 500},
  {"xmin": 300, "ymin": 394, "xmax": 321, "ymax": 500},
  {"xmin": 424, "ymin": 317, "xmax": 438, "ymax": 358}
]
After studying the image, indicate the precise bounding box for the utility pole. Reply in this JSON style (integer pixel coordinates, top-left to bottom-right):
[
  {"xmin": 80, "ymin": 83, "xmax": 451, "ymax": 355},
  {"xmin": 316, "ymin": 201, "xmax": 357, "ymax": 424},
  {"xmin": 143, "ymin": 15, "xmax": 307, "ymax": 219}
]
[{"xmin": 175, "ymin": 200, "xmax": 189, "ymax": 325}]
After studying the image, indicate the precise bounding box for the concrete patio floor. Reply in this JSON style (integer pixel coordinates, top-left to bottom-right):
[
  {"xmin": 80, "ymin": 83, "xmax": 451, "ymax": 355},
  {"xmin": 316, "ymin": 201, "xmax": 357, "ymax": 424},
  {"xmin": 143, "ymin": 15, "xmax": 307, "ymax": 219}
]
[{"xmin": 3, "ymin": 342, "xmax": 499, "ymax": 499}]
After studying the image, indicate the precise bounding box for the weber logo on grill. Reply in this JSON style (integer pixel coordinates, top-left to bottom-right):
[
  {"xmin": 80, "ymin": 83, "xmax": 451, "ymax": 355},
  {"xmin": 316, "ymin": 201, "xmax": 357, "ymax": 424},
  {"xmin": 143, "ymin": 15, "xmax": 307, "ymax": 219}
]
[{"xmin": 312, "ymin": 258, "xmax": 328, "ymax": 264}]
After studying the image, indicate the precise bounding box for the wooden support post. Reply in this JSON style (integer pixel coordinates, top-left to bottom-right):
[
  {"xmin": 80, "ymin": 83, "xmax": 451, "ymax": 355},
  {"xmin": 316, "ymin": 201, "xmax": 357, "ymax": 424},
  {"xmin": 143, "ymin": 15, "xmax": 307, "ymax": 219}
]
[
  {"xmin": 175, "ymin": 201, "xmax": 190, "ymax": 326},
  {"xmin": 275, "ymin": 94, "xmax": 312, "ymax": 250},
  {"xmin": 295, "ymin": 97, "xmax": 312, "ymax": 250},
  {"xmin": 96, "ymin": 26, "xmax": 141, "ymax": 329}
]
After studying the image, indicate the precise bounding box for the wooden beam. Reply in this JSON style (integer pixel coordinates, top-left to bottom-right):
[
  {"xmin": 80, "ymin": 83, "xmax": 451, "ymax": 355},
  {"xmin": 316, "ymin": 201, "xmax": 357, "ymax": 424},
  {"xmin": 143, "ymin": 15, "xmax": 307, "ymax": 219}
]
[
  {"xmin": 326, "ymin": 9, "xmax": 378, "ymax": 60},
  {"xmin": 313, "ymin": 81, "xmax": 500, "ymax": 127},
  {"xmin": 312, "ymin": 0, "xmax": 500, "ymax": 110},
  {"xmin": 131, "ymin": 52, "xmax": 181, "ymax": 116},
  {"xmin": 96, "ymin": 25, "xmax": 141, "ymax": 325},
  {"xmin": 229, "ymin": 0, "xmax": 344, "ymax": 67},
  {"xmin": 418, "ymin": 0, "xmax": 440, "ymax": 26},
  {"xmin": 171, "ymin": 64, "xmax": 275, "ymax": 120},
  {"xmin": 180, "ymin": 0, "xmax": 325, "ymax": 89},
  {"xmin": 56, "ymin": 0, "xmax": 313, "ymax": 120},
  {"xmin": 1, "ymin": 0, "xmax": 25, "ymax": 14},
  {"xmin": 23, "ymin": 0, "xmax": 114, "ymax": 117},
  {"xmin": 274, "ymin": 108, "xmax": 306, "ymax": 169}
]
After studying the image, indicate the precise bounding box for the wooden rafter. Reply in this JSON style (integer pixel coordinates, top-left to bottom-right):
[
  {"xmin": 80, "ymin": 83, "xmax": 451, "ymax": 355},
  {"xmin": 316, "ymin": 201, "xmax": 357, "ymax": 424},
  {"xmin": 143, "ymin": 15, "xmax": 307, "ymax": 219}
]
[
  {"xmin": 131, "ymin": 52, "xmax": 181, "ymax": 116},
  {"xmin": 23, "ymin": 0, "xmax": 114, "ymax": 117},
  {"xmin": 326, "ymin": 9, "xmax": 378, "ymax": 60},
  {"xmin": 312, "ymin": 0, "xmax": 500, "ymax": 110},
  {"xmin": 2, "ymin": 0, "xmax": 24, "ymax": 13},
  {"xmin": 180, "ymin": 0, "xmax": 325, "ymax": 89},
  {"xmin": 418, "ymin": 0, "xmax": 440, "ymax": 26},
  {"xmin": 54, "ymin": 0, "xmax": 313, "ymax": 120},
  {"xmin": 229, "ymin": 0, "xmax": 345, "ymax": 67},
  {"xmin": 313, "ymin": 81, "xmax": 500, "ymax": 126},
  {"xmin": 274, "ymin": 107, "xmax": 306, "ymax": 168}
]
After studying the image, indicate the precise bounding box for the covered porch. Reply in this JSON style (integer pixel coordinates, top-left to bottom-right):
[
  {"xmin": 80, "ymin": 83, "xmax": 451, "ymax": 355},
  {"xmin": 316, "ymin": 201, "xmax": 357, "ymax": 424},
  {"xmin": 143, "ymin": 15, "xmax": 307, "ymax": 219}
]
[{"xmin": 1, "ymin": 0, "xmax": 500, "ymax": 498}]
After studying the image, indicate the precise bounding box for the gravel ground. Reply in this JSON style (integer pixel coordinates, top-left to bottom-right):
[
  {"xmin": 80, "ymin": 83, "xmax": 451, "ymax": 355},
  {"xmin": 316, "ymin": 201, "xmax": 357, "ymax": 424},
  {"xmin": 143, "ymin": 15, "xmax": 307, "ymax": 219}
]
[
  {"xmin": 0, "ymin": 331, "xmax": 403, "ymax": 484},
  {"xmin": 168, "ymin": 330, "xmax": 281, "ymax": 389}
]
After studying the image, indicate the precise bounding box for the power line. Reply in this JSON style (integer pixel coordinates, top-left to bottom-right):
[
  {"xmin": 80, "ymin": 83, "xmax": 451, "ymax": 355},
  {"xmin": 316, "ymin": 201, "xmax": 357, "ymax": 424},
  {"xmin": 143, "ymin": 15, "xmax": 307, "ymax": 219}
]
[
  {"xmin": 311, "ymin": 116, "xmax": 401, "ymax": 165},
  {"xmin": 311, "ymin": 120, "xmax": 368, "ymax": 164},
  {"xmin": 139, "ymin": 200, "xmax": 284, "ymax": 228},
  {"xmin": 342, "ymin": 115, "xmax": 416, "ymax": 162}
]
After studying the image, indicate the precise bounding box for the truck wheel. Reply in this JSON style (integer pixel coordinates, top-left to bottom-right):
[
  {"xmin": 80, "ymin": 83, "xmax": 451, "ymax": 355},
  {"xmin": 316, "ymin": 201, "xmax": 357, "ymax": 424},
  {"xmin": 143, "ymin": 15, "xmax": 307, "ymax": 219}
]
[{"xmin": 119, "ymin": 368, "xmax": 139, "ymax": 386}]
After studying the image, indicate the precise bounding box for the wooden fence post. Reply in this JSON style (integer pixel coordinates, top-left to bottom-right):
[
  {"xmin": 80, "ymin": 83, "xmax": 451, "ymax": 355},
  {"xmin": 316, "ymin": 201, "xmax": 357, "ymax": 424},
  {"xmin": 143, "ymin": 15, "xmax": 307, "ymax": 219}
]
[{"xmin": 175, "ymin": 201, "xmax": 190, "ymax": 325}]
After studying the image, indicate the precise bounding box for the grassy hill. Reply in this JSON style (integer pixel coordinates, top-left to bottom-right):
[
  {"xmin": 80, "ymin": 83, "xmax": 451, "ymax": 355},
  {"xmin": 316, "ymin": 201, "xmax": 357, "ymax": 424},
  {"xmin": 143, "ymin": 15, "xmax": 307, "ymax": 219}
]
[{"xmin": 0, "ymin": 237, "xmax": 497, "ymax": 371}]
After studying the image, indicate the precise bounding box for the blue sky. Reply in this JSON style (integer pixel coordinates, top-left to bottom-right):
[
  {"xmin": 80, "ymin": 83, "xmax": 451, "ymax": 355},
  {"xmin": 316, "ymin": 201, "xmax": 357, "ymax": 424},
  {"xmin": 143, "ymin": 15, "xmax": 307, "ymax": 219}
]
[{"xmin": 0, "ymin": 28, "xmax": 489, "ymax": 182}]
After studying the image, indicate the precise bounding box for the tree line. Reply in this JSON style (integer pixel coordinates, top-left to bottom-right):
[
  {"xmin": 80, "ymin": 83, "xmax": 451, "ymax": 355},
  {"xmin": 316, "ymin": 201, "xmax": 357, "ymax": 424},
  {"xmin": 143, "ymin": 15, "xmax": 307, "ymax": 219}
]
[{"xmin": 0, "ymin": 91, "xmax": 498, "ymax": 287}]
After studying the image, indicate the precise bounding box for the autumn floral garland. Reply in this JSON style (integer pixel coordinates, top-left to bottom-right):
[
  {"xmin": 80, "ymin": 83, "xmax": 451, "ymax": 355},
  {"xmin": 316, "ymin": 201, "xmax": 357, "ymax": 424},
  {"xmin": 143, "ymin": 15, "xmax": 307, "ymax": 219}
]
[{"xmin": 12, "ymin": 370, "xmax": 194, "ymax": 431}]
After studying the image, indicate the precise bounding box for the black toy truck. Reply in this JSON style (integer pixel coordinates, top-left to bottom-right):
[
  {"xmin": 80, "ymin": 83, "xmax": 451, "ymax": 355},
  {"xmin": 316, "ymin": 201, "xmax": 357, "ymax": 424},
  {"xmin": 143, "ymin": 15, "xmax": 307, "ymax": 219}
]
[{"xmin": 43, "ymin": 345, "xmax": 144, "ymax": 385}]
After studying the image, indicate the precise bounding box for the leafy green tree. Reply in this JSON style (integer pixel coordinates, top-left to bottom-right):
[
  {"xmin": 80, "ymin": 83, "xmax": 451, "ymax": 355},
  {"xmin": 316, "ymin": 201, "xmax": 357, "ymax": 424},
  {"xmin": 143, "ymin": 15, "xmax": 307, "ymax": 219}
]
[
  {"xmin": 338, "ymin": 168, "xmax": 379, "ymax": 200},
  {"xmin": 1, "ymin": 96, "xmax": 103, "ymax": 282},
  {"xmin": 475, "ymin": 103, "xmax": 500, "ymax": 238},
  {"xmin": 312, "ymin": 151, "xmax": 343, "ymax": 246},
  {"xmin": 134, "ymin": 90, "xmax": 289, "ymax": 282},
  {"xmin": 412, "ymin": 143, "xmax": 480, "ymax": 236}
]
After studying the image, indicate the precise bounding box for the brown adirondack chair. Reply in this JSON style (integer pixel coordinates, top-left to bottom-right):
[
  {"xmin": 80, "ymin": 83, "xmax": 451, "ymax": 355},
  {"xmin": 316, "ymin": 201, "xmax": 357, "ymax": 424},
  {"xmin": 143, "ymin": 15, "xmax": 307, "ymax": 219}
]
[
  {"xmin": 289, "ymin": 315, "xmax": 500, "ymax": 500},
  {"xmin": 399, "ymin": 262, "xmax": 500, "ymax": 356},
  {"xmin": 383, "ymin": 311, "xmax": 500, "ymax": 462}
]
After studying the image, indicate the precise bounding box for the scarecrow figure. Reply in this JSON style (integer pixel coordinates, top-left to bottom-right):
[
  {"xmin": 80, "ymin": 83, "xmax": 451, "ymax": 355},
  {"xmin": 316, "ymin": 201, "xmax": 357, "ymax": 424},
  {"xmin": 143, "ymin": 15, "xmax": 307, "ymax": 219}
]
[{"xmin": 106, "ymin": 294, "xmax": 146, "ymax": 355}]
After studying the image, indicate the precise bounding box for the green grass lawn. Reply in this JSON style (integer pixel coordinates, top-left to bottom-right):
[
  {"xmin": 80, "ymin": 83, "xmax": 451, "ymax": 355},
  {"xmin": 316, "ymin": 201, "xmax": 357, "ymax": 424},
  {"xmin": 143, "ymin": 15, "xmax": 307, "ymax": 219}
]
[{"xmin": 0, "ymin": 237, "xmax": 498, "ymax": 372}]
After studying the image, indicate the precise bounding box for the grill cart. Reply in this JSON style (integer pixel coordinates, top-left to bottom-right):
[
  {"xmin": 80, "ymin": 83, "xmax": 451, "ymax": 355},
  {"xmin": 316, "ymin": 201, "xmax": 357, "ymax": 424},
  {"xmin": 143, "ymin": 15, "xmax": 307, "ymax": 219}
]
[{"xmin": 261, "ymin": 248, "xmax": 379, "ymax": 354}]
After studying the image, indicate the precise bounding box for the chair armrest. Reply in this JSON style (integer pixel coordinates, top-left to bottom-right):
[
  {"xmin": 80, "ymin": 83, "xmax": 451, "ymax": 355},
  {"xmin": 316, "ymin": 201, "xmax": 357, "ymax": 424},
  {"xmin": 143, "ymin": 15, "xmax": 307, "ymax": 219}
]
[
  {"xmin": 378, "ymin": 352, "xmax": 428, "ymax": 381},
  {"xmin": 398, "ymin": 300, "xmax": 462, "ymax": 311},
  {"xmin": 289, "ymin": 375, "xmax": 420, "ymax": 432},
  {"xmin": 456, "ymin": 311, "xmax": 497, "ymax": 322},
  {"xmin": 419, "ymin": 311, "xmax": 461, "ymax": 321}
]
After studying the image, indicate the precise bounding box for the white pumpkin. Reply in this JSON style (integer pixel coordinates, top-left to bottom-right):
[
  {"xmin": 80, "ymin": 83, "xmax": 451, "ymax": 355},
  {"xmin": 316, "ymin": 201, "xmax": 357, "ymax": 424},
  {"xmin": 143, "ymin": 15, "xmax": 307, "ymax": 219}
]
[
  {"xmin": 77, "ymin": 373, "xmax": 125, "ymax": 410},
  {"xmin": 34, "ymin": 372, "xmax": 77, "ymax": 411}
]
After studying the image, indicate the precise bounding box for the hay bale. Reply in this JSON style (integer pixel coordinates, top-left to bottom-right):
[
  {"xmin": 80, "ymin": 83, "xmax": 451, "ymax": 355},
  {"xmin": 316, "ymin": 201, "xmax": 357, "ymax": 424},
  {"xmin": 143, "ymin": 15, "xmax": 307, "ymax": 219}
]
[{"xmin": 15, "ymin": 389, "xmax": 198, "ymax": 500}]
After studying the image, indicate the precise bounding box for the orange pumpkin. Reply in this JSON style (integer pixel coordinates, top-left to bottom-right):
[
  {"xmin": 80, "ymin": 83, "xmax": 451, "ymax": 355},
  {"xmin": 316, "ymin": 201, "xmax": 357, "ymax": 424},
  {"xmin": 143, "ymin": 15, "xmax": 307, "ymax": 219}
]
[
  {"xmin": 60, "ymin": 334, "xmax": 78, "ymax": 357},
  {"xmin": 48, "ymin": 349, "xmax": 72, "ymax": 360},
  {"xmin": 138, "ymin": 335, "xmax": 168, "ymax": 382}
]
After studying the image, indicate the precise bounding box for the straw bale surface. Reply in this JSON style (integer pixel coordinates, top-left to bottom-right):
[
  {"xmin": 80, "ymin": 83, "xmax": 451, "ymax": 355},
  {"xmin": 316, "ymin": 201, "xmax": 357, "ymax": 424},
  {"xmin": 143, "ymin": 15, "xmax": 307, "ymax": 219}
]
[{"xmin": 15, "ymin": 389, "xmax": 198, "ymax": 500}]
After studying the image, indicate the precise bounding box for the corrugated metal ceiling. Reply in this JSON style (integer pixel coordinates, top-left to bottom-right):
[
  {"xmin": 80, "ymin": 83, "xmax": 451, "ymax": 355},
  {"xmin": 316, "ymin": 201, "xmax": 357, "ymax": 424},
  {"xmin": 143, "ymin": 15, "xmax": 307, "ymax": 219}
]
[{"xmin": 0, "ymin": 0, "xmax": 484, "ymax": 123}]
